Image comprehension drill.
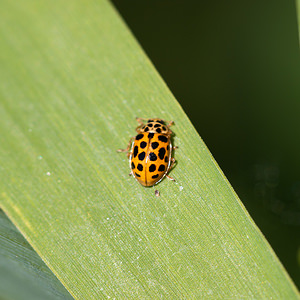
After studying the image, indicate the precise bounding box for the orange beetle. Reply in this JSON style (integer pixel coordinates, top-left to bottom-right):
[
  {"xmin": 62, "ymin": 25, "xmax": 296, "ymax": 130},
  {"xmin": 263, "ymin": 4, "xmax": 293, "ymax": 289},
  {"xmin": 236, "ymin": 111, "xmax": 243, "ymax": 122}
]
[{"xmin": 118, "ymin": 118, "xmax": 176, "ymax": 187}]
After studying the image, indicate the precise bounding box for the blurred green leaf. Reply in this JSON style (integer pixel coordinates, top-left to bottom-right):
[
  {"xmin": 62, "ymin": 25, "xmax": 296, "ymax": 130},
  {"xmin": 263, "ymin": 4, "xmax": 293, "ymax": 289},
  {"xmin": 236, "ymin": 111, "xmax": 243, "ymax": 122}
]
[
  {"xmin": 0, "ymin": 0, "xmax": 298, "ymax": 298},
  {"xmin": 0, "ymin": 210, "xmax": 73, "ymax": 300}
]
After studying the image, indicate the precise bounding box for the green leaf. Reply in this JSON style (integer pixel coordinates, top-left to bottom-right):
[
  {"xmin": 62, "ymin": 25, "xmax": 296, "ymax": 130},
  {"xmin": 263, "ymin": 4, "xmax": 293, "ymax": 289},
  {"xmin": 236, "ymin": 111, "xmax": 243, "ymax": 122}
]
[
  {"xmin": 0, "ymin": 0, "xmax": 298, "ymax": 299},
  {"xmin": 0, "ymin": 210, "xmax": 73, "ymax": 300}
]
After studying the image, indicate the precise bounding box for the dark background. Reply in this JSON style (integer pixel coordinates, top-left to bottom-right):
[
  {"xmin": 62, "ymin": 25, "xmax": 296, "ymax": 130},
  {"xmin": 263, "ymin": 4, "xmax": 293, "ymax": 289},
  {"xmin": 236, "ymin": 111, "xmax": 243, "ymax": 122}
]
[{"xmin": 112, "ymin": 0, "xmax": 300, "ymax": 288}]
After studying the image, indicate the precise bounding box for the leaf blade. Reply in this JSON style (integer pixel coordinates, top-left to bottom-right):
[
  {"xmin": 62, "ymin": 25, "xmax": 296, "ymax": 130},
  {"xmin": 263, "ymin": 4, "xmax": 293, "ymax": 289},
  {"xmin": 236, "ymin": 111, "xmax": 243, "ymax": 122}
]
[
  {"xmin": 0, "ymin": 0, "xmax": 298, "ymax": 298},
  {"xmin": 0, "ymin": 210, "xmax": 74, "ymax": 300}
]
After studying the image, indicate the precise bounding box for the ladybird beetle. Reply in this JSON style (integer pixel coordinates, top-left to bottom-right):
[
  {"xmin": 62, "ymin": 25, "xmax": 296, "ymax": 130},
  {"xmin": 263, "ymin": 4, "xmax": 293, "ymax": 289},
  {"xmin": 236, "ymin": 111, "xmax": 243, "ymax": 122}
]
[{"xmin": 118, "ymin": 118, "xmax": 176, "ymax": 187}]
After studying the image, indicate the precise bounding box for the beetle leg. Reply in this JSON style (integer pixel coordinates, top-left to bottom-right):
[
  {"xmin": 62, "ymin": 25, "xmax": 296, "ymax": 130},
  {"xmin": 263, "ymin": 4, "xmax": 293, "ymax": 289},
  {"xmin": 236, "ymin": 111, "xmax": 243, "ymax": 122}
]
[
  {"xmin": 135, "ymin": 124, "xmax": 144, "ymax": 132},
  {"xmin": 166, "ymin": 158, "xmax": 176, "ymax": 181},
  {"xmin": 117, "ymin": 137, "xmax": 134, "ymax": 159},
  {"xmin": 135, "ymin": 117, "xmax": 147, "ymax": 132},
  {"xmin": 136, "ymin": 117, "xmax": 148, "ymax": 124},
  {"xmin": 167, "ymin": 120, "xmax": 174, "ymax": 127},
  {"xmin": 166, "ymin": 174, "xmax": 175, "ymax": 181}
]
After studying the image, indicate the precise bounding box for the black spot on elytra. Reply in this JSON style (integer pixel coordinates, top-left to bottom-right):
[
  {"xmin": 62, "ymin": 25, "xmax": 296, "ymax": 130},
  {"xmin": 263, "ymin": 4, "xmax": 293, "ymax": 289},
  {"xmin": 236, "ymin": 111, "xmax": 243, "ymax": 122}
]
[
  {"xmin": 148, "ymin": 119, "xmax": 154, "ymax": 123},
  {"xmin": 138, "ymin": 151, "xmax": 146, "ymax": 161},
  {"xmin": 158, "ymin": 147, "xmax": 166, "ymax": 160},
  {"xmin": 144, "ymin": 127, "xmax": 149, "ymax": 132},
  {"xmin": 158, "ymin": 164, "xmax": 165, "ymax": 172},
  {"xmin": 135, "ymin": 134, "xmax": 144, "ymax": 140},
  {"xmin": 162, "ymin": 126, "xmax": 166, "ymax": 131},
  {"xmin": 167, "ymin": 145, "xmax": 169, "ymax": 150},
  {"xmin": 158, "ymin": 135, "xmax": 168, "ymax": 142},
  {"xmin": 151, "ymin": 142, "xmax": 159, "ymax": 150},
  {"xmin": 165, "ymin": 156, "xmax": 168, "ymax": 163},
  {"xmin": 154, "ymin": 124, "xmax": 161, "ymax": 128},
  {"xmin": 149, "ymin": 164, "xmax": 156, "ymax": 172},
  {"xmin": 149, "ymin": 152, "xmax": 157, "ymax": 161},
  {"xmin": 135, "ymin": 172, "xmax": 141, "ymax": 177},
  {"xmin": 157, "ymin": 120, "xmax": 164, "ymax": 124},
  {"xmin": 131, "ymin": 162, "xmax": 135, "ymax": 169},
  {"xmin": 137, "ymin": 163, "xmax": 143, "ymax": 171},
  {"xmin": 152, "ymin": 174, "xmax": 159, "ymax": 179},
  {"xmin": 148, "ymin": 123, "xmax": 153, "ymax": 127},
  {"xmin": 134, "ymin": 146, "xmax": 138, "ymax": 157},
  {"xmin": 148, "ymin": 133, "xmax": 154, "ymax": 139},
  {"xmin": 156, "ymin": 128, "xmax": 162, "ymax": 133},
  {"xmin": 140, "ymin": 141, "xmax": 147, "ymax": 149}
]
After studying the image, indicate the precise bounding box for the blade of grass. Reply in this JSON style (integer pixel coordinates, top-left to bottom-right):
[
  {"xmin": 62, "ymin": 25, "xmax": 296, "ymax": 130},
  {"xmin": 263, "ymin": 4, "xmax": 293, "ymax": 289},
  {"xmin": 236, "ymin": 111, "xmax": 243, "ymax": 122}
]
[
  {"xmin": 0, "ymin": 210, "xmax": 74, "ymax": 300},
  {"xmin": 0, "ymin": 0, "xmax": 298, "ymax": 298}
]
